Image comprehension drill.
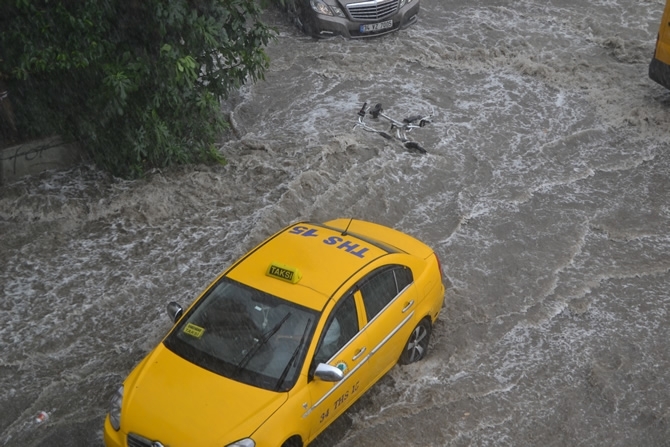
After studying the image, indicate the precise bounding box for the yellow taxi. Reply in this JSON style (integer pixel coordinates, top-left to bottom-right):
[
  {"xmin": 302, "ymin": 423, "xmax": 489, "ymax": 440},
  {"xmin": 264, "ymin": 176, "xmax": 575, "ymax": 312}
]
[{"xmin": 104, "ymin": 219, "xmax": 445, "ymax": 447}]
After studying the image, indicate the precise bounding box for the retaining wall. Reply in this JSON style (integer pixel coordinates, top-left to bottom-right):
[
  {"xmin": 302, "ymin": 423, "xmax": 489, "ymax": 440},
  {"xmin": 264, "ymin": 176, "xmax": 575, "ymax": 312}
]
[{"xmin": 0, "ymin": 136, "xmax": 83, "ymax": 185}]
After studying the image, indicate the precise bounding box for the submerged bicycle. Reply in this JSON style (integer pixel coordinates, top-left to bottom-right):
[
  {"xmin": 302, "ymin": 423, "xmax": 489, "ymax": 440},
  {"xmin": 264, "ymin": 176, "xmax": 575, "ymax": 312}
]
[{"xmin": 353, "ymin": 102, "xmax": 434, "ymax": 154}]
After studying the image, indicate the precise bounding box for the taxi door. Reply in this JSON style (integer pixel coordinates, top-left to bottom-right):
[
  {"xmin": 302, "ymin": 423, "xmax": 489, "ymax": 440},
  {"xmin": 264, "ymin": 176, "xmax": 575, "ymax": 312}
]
[
  {"xmin": 304, "ymin": 291, "xmax": 372, "ymax": 441},
  {"xmin": 358, "ymin": 265, "xmax": 418, "ymax": 379}
]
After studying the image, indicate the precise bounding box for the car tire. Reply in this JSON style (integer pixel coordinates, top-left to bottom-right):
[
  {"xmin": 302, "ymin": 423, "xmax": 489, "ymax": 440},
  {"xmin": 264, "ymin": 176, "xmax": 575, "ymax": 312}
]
[
  {"xmin": 295, "ymin": 1, "xmax": 317, "ymax": 37},
  {"xmin": 282, "ymin": 436, "xmax": 302, "ymax": 447},
  {"xmin": 398, "ymin": 318, "xmax": 432, "ymax": 365}
]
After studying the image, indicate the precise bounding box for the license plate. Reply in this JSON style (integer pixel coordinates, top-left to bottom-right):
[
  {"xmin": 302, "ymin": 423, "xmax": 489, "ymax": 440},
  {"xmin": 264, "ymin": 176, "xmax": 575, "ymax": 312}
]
[{"xmin": 360, "ymin": 20, "xmax": 393, "ymax": 33}]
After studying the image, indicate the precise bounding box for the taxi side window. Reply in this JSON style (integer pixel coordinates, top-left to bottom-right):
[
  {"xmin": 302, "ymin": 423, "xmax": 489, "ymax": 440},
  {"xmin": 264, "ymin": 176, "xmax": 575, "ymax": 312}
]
[
  {"xmin": 394, "ymin": 266, "xmax": 412, "ymax": 291},
  {"xmin": 360, "ymin": 266, "xmax": 413, "ymax": 320},
  {"xmin": 314, "ymin": 294, "xmax": 358, "ymax": 365}
]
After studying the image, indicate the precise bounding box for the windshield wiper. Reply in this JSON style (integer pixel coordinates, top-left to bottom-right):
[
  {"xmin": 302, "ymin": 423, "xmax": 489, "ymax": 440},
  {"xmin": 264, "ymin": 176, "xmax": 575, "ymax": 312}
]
[
  {"xmin": 275, "ymin": 318, "xmax": 312, "ymax": 391},
  {"xmin": 234, "ymin": 312, "xmax": 292, "ymax": 376}
]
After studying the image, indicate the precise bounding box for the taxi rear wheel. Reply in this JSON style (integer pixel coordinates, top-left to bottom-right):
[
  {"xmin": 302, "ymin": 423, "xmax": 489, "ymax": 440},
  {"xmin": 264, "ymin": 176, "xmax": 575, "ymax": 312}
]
[{"xmin": 398, "ymin": 318, "xmax": 432, "ymax": 365}]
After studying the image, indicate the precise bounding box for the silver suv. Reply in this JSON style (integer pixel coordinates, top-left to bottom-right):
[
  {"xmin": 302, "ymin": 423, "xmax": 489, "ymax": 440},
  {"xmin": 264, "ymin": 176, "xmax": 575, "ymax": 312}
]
[{"xmin": 287, "ymin": 0, "xmax": 420, "ymax": 38}]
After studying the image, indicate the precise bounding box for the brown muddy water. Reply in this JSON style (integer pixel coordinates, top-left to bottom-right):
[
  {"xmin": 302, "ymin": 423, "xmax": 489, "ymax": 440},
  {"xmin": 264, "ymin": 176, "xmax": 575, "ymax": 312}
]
[{"xmin": 1, "ymin": 0, "xmax": 670, "ymax": 446}]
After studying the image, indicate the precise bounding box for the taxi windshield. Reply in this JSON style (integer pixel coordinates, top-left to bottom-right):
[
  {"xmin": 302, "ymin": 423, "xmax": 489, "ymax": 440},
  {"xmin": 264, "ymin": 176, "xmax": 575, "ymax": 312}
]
[{"xmin": 164, "ymin": 277, "xmax": 318, "ymax": 391}]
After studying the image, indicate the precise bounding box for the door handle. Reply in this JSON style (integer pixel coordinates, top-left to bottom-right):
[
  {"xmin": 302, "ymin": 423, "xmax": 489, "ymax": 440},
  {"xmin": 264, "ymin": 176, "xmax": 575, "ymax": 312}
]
[
  {"xmin": 352, "ymin": 347, "xmax": 366, "ymax": 361},
  {"xmin": 402, "ymin": 300, "xmax": 415, "ymax": 313}
]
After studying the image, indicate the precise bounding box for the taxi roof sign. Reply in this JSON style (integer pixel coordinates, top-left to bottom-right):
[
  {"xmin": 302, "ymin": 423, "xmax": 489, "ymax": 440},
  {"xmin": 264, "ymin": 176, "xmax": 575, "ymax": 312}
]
[{"xmin": 266, "ymin": 262, "xmax": 302, "ymax": 284}]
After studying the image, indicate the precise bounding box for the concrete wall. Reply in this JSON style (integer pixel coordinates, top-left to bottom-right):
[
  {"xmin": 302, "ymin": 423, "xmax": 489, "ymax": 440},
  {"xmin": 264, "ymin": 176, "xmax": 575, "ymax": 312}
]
[{"xmin": 0, "ymin": 136, "xmax": 83, "ymax": 185}]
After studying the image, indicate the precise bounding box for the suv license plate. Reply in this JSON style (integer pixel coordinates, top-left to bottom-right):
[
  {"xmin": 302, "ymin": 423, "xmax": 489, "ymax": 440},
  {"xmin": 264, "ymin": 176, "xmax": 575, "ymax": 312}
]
[{"xmin": 360, "ymin": 20, "xmax": 393, "ymax": 33}]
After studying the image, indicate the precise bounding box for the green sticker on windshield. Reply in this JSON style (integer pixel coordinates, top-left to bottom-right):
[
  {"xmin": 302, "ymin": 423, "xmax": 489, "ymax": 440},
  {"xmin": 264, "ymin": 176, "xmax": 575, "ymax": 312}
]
[{"xmin": 183, "ymin": 323, "xmax": 205, "ymax": 339}]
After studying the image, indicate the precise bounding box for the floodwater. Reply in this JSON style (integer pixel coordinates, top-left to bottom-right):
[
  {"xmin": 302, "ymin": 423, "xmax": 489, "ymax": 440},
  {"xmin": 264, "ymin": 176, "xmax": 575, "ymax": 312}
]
[{"xmin": 2, "ymin": 0, "xmax": 670, "ymax": 445}]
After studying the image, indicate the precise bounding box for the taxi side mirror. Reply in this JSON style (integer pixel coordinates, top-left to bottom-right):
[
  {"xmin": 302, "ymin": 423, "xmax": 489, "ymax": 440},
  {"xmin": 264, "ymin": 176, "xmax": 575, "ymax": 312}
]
[
  {"xmin": 167, "ymin": 301, "xmax": 183, "ymax": 323},
  {"xmin": 313, "ymin": 363, "xmax": 344, "ymax": 382}
]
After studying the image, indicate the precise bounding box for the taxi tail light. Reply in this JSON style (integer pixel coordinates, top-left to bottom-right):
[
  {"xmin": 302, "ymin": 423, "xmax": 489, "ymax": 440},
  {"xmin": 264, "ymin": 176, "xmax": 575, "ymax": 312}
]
[{"xmin": 434, "ymin": 253, "xmax": 444, "ymax": 283}]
